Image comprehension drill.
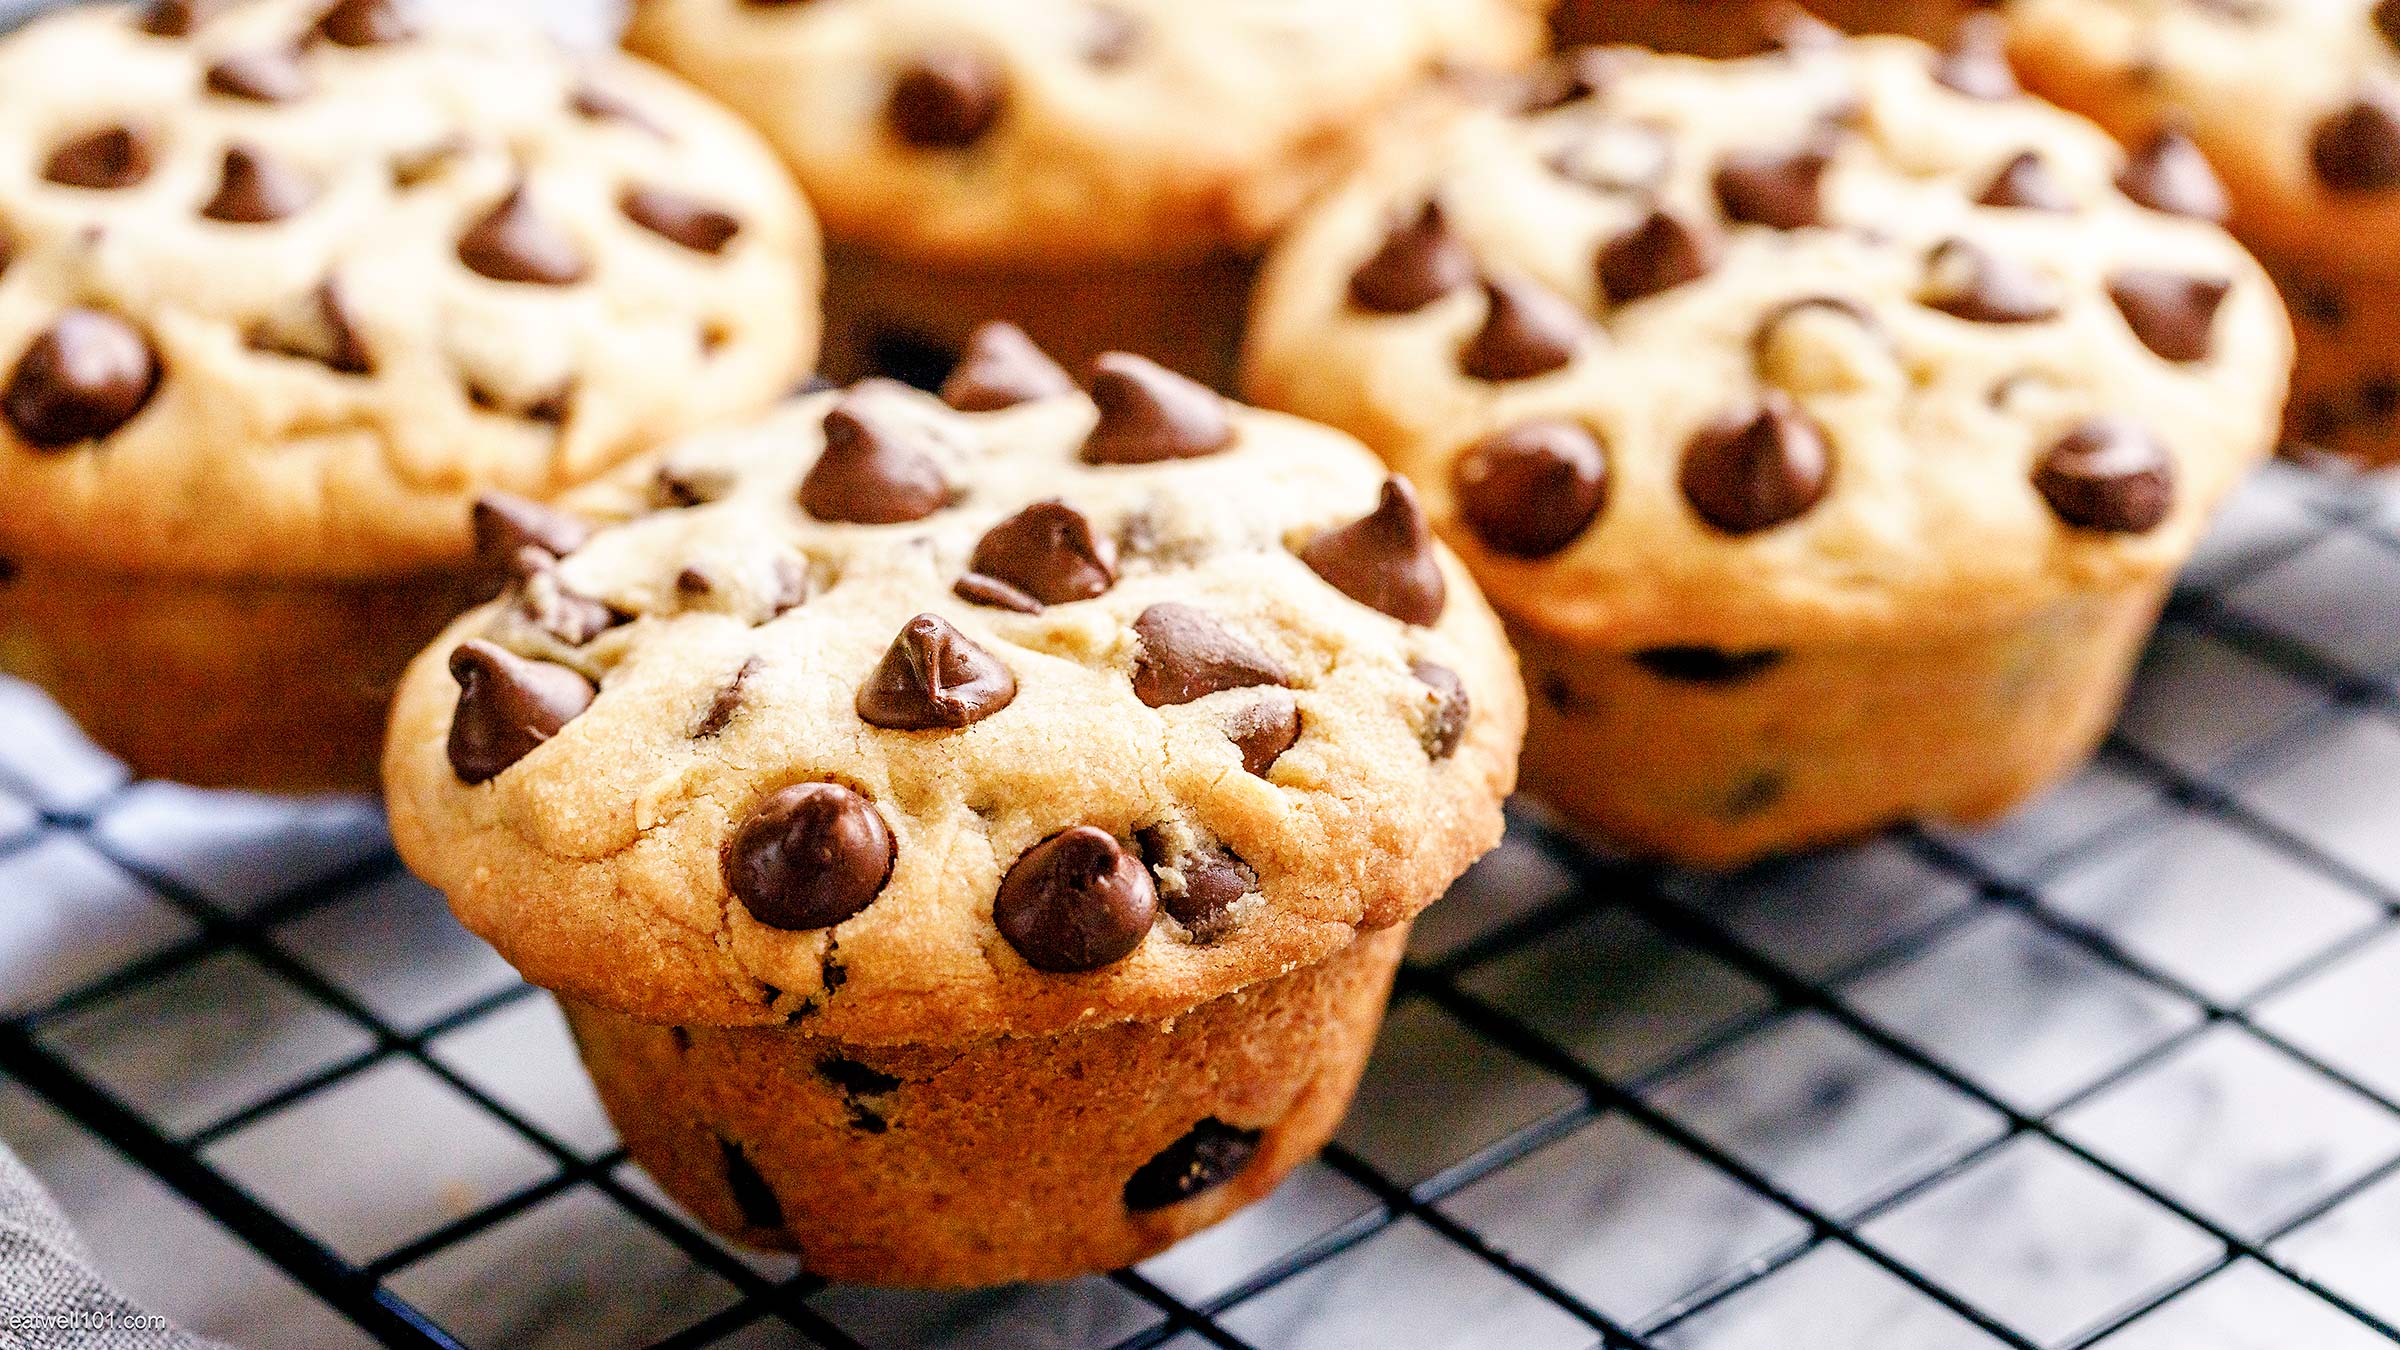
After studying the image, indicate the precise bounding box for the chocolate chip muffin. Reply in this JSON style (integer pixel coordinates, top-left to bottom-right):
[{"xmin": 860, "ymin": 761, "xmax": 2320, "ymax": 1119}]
[
  {"xmin": 0, "ymin": 0, "xmax": 821, "ymax": 791},
  {"xmin": 381, "ymin": 338, "xmax": 1523, "ymax": 1284},
  {"xmin": 623, "ymin": 0, "xmax": 1546, "ymax": 388},
  {"xmin": 1244, "ymin": 38, "xmax": 2290, "ymax": 865}
]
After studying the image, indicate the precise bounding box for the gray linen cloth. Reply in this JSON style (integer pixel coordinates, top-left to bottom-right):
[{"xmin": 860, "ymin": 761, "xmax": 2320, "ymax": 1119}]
[{"xmin": 0, "ymin": 1140, "xmax": 223, "ymax": 1350}]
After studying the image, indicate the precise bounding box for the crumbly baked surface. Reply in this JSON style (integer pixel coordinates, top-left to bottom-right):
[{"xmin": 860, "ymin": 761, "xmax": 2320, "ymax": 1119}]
[
  {"xmin": 385, "ymin": 348, "xmax": 1522, "ymax": 1043},
  {"xmin": 0, "ymin": 0, "xmax": 819, "ymax": 578},
  {"xmin": 622, "ymin": 0, "xmax": 1545, "ymax": 264}
]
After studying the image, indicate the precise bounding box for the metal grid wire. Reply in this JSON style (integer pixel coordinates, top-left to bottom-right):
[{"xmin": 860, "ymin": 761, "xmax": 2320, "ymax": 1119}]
[{"xmin": 1, "ymin": 456, "xmax": 2397, "ymax": 1349}]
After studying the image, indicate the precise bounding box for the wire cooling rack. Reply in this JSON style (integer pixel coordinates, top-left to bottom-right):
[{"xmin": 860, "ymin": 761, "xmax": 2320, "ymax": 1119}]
[{"xmin": 1, "ymin": 453, "xmax": 2398, "ymax": 1350}]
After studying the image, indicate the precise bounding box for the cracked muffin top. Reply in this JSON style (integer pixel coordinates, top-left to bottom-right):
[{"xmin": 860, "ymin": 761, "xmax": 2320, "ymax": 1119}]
[
  {"xmin": 0, "ymin": 0, "xmax": 819, "ymax": 578},
  {"xmin": 383, "ymin": 334, "xmax": 1524, "ymax": 1044},
  {"xmin": 1243, "ymin": 32, "xmax": 2291, "ymax": 649}
]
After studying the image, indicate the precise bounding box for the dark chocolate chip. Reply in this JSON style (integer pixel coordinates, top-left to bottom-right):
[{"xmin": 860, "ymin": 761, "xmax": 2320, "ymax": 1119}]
[
  {"xmin": 620, "ymin": 187, "xmax": 741, "ymax": 254},
  {"xmin": 694, "ymin": 656, "xmax": 761, "ymax": 738},
  {"xmin": 445, "ymin": 639, "xmax": 594, "ymax": 784},
  {"xmin": 2379, "ymin": 0, "xmax": 2400, "ymax": 48},
  {"xmin": 1079, "ymin": 352, "xmax": 1233, "ymax": 464},
  {"xmin": 1452, "ymin": 420, "xmax": 1607, "ymax": 559},
  {"xmin": 1598, "ymin": 209, "xmax": 1718, "ymax": 304},
  {"xmin": 942, "ymin": 321, "xmax": 1074, "ymax": 412},
  {"xmin": 2109, "ymin": 270, "xmax": 2230, "ymax": 362},
  {"xmin": 2117, "ymin": 129, "xmax": 2230, "ymax": 222},
  {"xmin": 138, "ymin": 0, "xmax": 220, "ymax": 36},
  {"xmin": 249, "ymin": 279, "xmax": 371, "ymax": 373},
  {"xmin": 201, "ymin": 145, "xmax": 314, "ymax": 224},
  {"xmin": 1130, "ymin": 603, "xmax": 1287, "ymax": 708},
  {"xmin": 44, "ymin": 126, "xmax": 154, "ymax": 191},
  {"xmin": 969, "ymin": 499, "xmax": 1118, "ymax": 605},
  {"xmin": 1410, "ymin": 660, "xmax": 1469, "ymax": 761},
  {"xmin": 1977, "ymin": 151, "xmax": 2074, "ymax": 212},
  {"xmin": 2033, "ymin": 418, "xmax": 2174, "ymax": 534},
  {"xmin": 954, "ymin": 572, "xmax": 1044, "ymax": 613},
  {"xmin": 1301, "ymin": 477, "xmax": 1447, "ymax": 626},
  {"xmin": 818, "ymin": 1055, "xmax": 901, "ymax": 1096},
  {"xmin": 511, "ymin": 552, "xmax": 618, "ymax": 646},
  {"xmin": 802, "ymin": 398, "xmax": 953, "ymax": 523},
  {"xmin": 723, "ymin": 782, "xmax": 896, "ymax": 931},
  {"xmin": 458, "ymin": 184, "xmax": 587, "ymax": 285},
  {"xmin": 315, "ymin": 0, "xmax": 414, "ymax": 47},
  {"xmin": 856, "ymin": 613, "xmax": 1016, "ymax": 729},
  {"xmin": 1348, "ymin": 200, "xmax": 1475, "ymax": 315},
  {"xmin": 1714, "ymin": 142, "xmax": 1833, "ymax": 229},
  {"xmin": 994, "ymin": 826, "xmax": 1157, "ymax": 973},
  {"xmin": 889, "ymin": 50, "xmax": 1006, "ymax": 147},
  {"xmin": 1921, "ymin": 238, "xmax": 2059, "ymax": 324},
  {"xmin": 1123, "ymin": 1118, "xmax": 1260, "ymax": 1211},
  {"xmin": 1933, "ymin": 15, "xmax": 2017, "ymax": 99},
  {"xmin": 1632, "ymin": 646, "xmax": 1787, "ymax": 685},
  {"xmin": 2313, "ymin": 93, "xmax": 2400, "ymax": 194},
  {"xmin": 1225, "ymin": 691, "xmax": 1300, "ymax": 778},
  {"xmin": 206, "ymin": 48, "xmax": 310, "ymax": 102},
  {"xmin": 1135, "ymin": 829, "xmax": 1254, "ymax": 939},
  {"xmin": 1460, "ymin": 277, "xmax": 1586, "ymax": 382},
  {"xmin": 471, "ymin": 491, "xmax": 590, "ymax": 569},
  {"xmin": 1679, "ymin": 392, "xmax": 1832, "ymax": 535},
  {"xmin": 717, "ymin": 1137, "xmax": 784, "ymax": 1230},
  {"xmin": 3, "ymin": 310, "xmax": 160, "ymax": 449}
]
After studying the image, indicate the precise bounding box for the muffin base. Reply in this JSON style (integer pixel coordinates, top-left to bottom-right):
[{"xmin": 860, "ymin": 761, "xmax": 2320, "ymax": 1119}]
[
  {"xmin": 821, "ymin": 243, "xmax": 1254, "ymax": 391},
  {"xmin": 2267, "ymin": 254, "xmax": 2400, "ymax": 468},
  {"xmin": 1512, "ymin": 583, "xmax": 2170, "ymax": 868},
  {"xmin": 562, "ymin": 924, "xmax": 1406, "ymax": 1287},
  {"xmin": 0, "ymin": 562, "xmax": 486, "ymax": 794}
]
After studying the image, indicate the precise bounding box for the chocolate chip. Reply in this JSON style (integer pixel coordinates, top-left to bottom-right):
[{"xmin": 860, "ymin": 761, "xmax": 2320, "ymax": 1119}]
[
  {"xmin": 1226, "ymin": 691, "xmax": 1300, "ymax": 778},
  {"xmin": 2379, "ymin": 0, "xmax": 2400, "ymax": 48},
  {"xmin": 1452, "ymin": 421, "xmax": 1607, "ymax": 559},
  {"xmin": 969, "ymin": 500, "xmax": 1118, "ymax": 605},
  {"xmin": 1632, "ymin": 646, "xmax": 1787, "ymax": 684},
  {"xmin": 471, "ymin": 491, "xmax": 590, "ymax": 569},
  {"xmin": 1598, "ymin": 210, "xmax": 1718, "ymax": 304},
  {"xmin": 206, "ymin": 48, "xmax": 310, "ymax": 102},
  {"xmin": 138, "ymin": 0, "xmax": 220, "ymax": 36},
  {"xmin": 201, "ymin": 146, "xmax": 314, "ymax": 224},
  {"xmin": 1411, "ymin": 660, "xmax": 1469, "ymax": 760},
  {"xmin": 458, "ymin": 185, "xmax": 587, "ymax": 285},
  {"xmin": 1715, "ymin": 142, "xmax": 1832, "ymax": 229},
  {"xmin": 511, "ymin": 552, "xmax": 618, "ymax": 645},
  {"xmin": 1460, "ymin": 278, "xmax": 1586, "ymax": 382},
  {"xmin": 1301, "ymin": 476, "xmax": 1447, "ymax": 626},
  {"xmin": 1920, "ymin": 238, "xmax": 2059, "ymax": 324},
  {"xmin": 802, "ymin": 398, "xmax": 953, "ymax": 523},
  {"xmin": 889, "ymin": 50, "xmax": 1005, "ymax": 147},
  {"xmin": 3, "ymin": 310, "xmax": 160, "ymax": 449},
  {"xmin": 1348, "ymin": 200, "xmax": 1474, "ymax": 314},
  {"xmin": 694, "ymin": 656, "xmax": 761, "ymax": 737},
  {"xmin": 1084, "ymin": 5, "xmax": 1143, "ymax": 65},
  {"xmin": 942, "ymin": 321, "xmax": 1074, "ymax": 411},
  {"xmin": 569, "ymin": 84, "xmax": 664, "ymax": 137},
  {"xmin": 1130, "ymin": 604, "xmax": 1287, "ymax": 708},
  {"xmin": 653, "ymin": 458, "xmax": 732, "ymax": 509},
  {"xmin": 620, "ymin": 187, "xmax": 741, "ymax": 254},
  {"xmin": 1680, "ymin": 392, "xmax": 1832, "ymax": 535},
  {"xmin": 1079, "ymin": 352, "xmax": 1233, "ymax": 464},
  {"xmin": 717, "ymin": 1138, "xmax": 784, "ymax": 1231},
  {"xmin": 2117, "ymin": 129, "xmax": 2230, "ymax": 222},
  {"xmin": 2109, "ymin": 270, "xmax": 2230, "ymax": 363},
  {"xmin": 44, "ymin": 126, "xmax": 154, "ymax": 191},
  {"xmin": 817, "ymin": 1056, "xmax": 900, "ymax": 1096},
  {"xmin": 994, "ymin": 827, "xmax": 1157, "ymax": 973},
  {"xmin": 1977, "ymin": 151, "xmax": 2074, "ymax": 212},
  {"xmin": 445, "ymin": 640, "xmax": 594, "ymax": 783},
  {"xmin": 1933, "ymin": 15, "xmax": 2018, "ymax": 99},
  {"xmin": 1123, "ymin": 1118, "xmax": 1259, "ymax": 1211},
  {"xmin": 250, "ymin": 279, "xmax": 372, "ymax": 374},
  {"xmin": 2034, "ymin": 418, "xmax": 2174, "ymax": 534},
  {"xmin": 856, "ymin": 613, "xmax": 1016, "ymax": 729},
  {"xmin": 953, "ymin": 572, "xmax": 1043, "ymax": 613},
  {"xmin": 315, "ymin": 0, "xmax": 413, "ymax": 47},
  {"xmin": 2313, "ymin": 93, "xmax": 2400, "ymax": 193},
  {"xmin": 1135, "ymin": 829, "xmax": 1254, "ymax": 939},
  {"xmin": 723, "ymin": 782, "xmax": 896, "ymax": 931}
]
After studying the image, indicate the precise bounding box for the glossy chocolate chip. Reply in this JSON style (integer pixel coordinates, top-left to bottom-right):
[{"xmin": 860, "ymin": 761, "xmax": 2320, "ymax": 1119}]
[
  {"xmin": 510, "ymin": 551, "xmax": 617, "ymax": 644},
  {"xmin": 315, "ymin": 0, "xmax": 413, "ymax": 47},
  {"xmin": 1130, "ymin": 604, "xmax": 1287, "ymax": 708},
  {"xmin": 2117, "ymin": 129, "xmax": 2230, "ymax": 222},
  {"xmin": 445, "ymin": 639, "xmax": 594, "ymax": 784},
  {"xmin": 953, "ymin": 571, "xmax": 1043, "ymax": 613},
  {"xmin": 44, "ymin": 126, "xmax": 154, "ymax": 190},
  {"xmin": 1134, "ymin": 829, "xmax": 1254, "ymax": 939},
  {"xmin": 1452, "ymin": 420, "xmax": 1606, "ymax": 559},
  {"xmin": 994, "ymin": 827, "xmax": 1157, "ymax": 973},
  {"xmin": 1460, "ymin": 278, "xmax": 1585, "ymax": 382},
  {"xmin": 3, "ymin": 310, "xmax": 160, "ymax": 449},
  {"xmin": 1225, "ymin": 690, "xmax": 1300, "ymax": 778},
  {"xmin": 802, "ymin": 399, "xmax": 953, "ymax": 523},
  {"xmin": 1598, "ymin": 210, "xmax": 1718, "ymax": 304},
  {"xmin": 471, "ymin": 491, "xmax": 590, "ymax": 569},
  {"xmin": 207, "ymin": 48, "xmax": 310, "ymax": 102},
  {"xmin": 1921, "ymin": 239, "xmax": 2059, "ymax": 324},
  {"xmin": 1301, "ymin": 477, "xmax": 1447, "ymax": 626},
  {"xmin": 694, "ymin": 655, "xmax": 760, "ymax": 738},
  {"xmin": 1680, "ymin": 393, "xmax": 1832, "ymax": 535},
  {"xmin": 2109, "ymin": 271, "xmax": 2230, "ymax": 363},
  {"xmin": 1933, "ymin": 15, "xmax": 2018, "ymax": 99},
  {"xmin": 1715, "ymin": 142, "xmax": 1832, "ymax": 229},
  {"xmin": 717, "ymin": 1138, "xmax": 784, "ymax": 1231},
  {"xmin": 970, "ymin": 499, "xmax": 1117, "ymax": 605},
  {"xmin": 250, "ymin": 279, "xmax": 372, "ymax": 374},
  {"xmin": 942, "ymin": 322, "xmax": 1074, "ymax": 412},
  {"xmin": 723, "ymin": 782, "xmax": 896, "ymax": 931},
  {"xmin": 1977, "ymin": 151, "xmax": 2073, "ymax": 212},
  {"xmin": 621, "ymin": 187, "xmax": 741, "ymax": 254},
  {"xmin": 458, "ymin": 185, "xmax": 587, "ymax": 285},
  {"xmin": 2033, "ymin": 418, "xmax": 2174, "ymax": 533},
  {"xmin": 856, "ymin": 613, "xmax": 1016, "ymax": 729},
  {"xmin": 1632, "ymin": 646, "xmax": 1787, "ymax": 685},
  {"xmin": 2313, "ymin": 94, "xmax": 2400, "ymax": 193},
  {"xmin": 201, "ymin": 146, "xmax": 314, "ymax": 223},
  {"xmin": 1348, "ymin": 200, "xmax": 1475, "ymax": 315},
  {"xmin": 138, "ymin": 0, "xmax": 219, "ymax": 36},
  {"xmin": 1411, "ymin": 660, "xmax": 1469, "ymax": 761},
  {"xmin": 1079, "ymin": 352, "xmax": 1233, "ymax": 464},
  {"xmin": 1123, "ymin": 1118, "xmax": 1259, "ymax": 1211},
  {"xmin": 889, "ymin": 50, "xmax": 1005, "ymax": 147}
]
